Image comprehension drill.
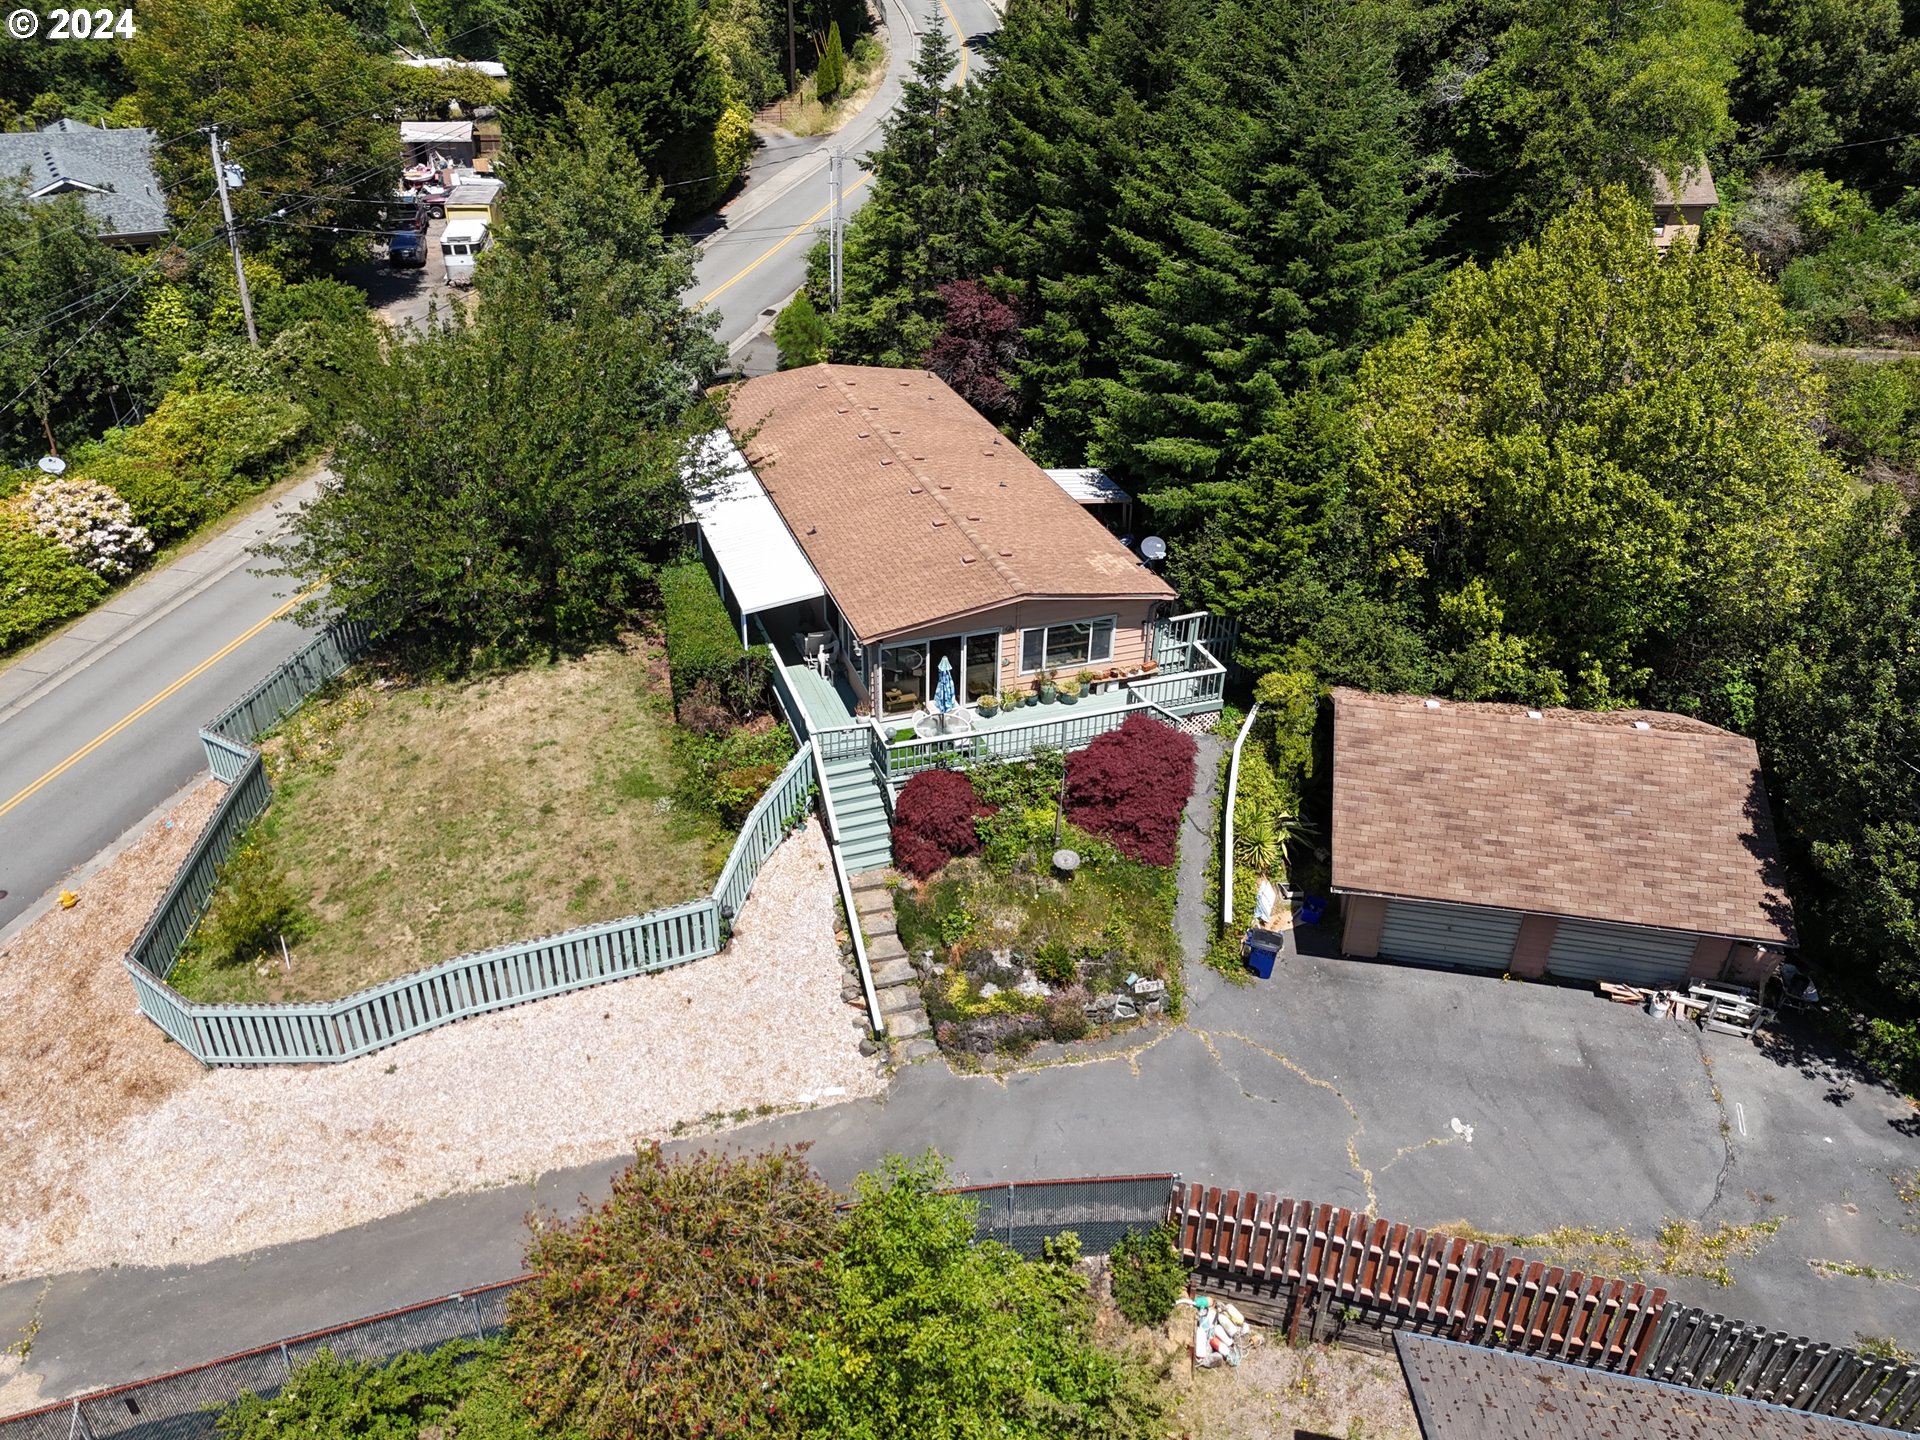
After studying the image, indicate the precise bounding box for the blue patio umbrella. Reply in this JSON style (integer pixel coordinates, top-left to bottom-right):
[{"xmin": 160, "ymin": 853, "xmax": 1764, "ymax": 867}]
[{"xmin": 934, "ymin": 655, "xmax": 957, "ymax": 714}]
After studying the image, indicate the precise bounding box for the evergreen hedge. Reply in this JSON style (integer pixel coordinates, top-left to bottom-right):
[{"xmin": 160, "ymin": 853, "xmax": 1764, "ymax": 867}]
[{"xmin": 659, "ymin": 556, "xmax": 772, "ymax": 714}]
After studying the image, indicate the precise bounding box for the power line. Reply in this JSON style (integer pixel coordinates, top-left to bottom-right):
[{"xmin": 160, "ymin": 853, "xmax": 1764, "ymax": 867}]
[{"xmin": 0, "ymin": 231, "xmax": 233, "ymax": 427}]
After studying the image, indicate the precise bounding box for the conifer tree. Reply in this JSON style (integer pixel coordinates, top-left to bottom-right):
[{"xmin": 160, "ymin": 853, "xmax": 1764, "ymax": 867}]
[
  {"xmin": 1091, "ymin": 0, "xmax": 1438, "ymax": 520},
  {"xmin": 817, "ymin": 21, "xmax": 845, "ymax": 100},
  {"xmin": 828, "ymin": 30, "xmax": 996, "ymax": 366}
]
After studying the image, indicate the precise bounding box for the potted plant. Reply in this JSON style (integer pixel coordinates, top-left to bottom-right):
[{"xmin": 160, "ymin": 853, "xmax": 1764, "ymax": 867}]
[
  {"xmin": 1058, "ymin": 675, "xmax": 1080, "ymax": 704},
  {"xmin": 1077, "ymin": 669, "xmax": 1098, "ymax": 697},
  {"xmin": 978, "ymin": 691, "xmax": 1001, "ymax": 718},
  {"xmin": 1037, "ymin": 670, "xmax": 1058, "ymax": 703}
]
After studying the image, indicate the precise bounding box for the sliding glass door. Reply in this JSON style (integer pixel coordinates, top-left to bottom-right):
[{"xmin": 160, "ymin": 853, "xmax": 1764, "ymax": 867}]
[{"xmin": 875, "ymin": 631, "xmax": 1001, "ymax": 716}]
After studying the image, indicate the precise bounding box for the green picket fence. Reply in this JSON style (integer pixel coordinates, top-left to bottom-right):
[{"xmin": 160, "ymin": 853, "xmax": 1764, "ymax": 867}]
[{"xmin": 125, "ymin": 619, "xmax": 820, "ymax": 1067}]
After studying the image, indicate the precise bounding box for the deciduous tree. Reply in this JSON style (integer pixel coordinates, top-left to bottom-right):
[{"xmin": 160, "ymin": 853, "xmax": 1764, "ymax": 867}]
[
  {"xmin": 498, "ymin": 0, "xmax": 726, "ymax": 205},
  {"xmin": 125, "ymin": 0, "xmax": 400, "ymax": 274},
  {"xmin": 1354, "ymin": 187, "xmax": 1840, "ymax": 709}
]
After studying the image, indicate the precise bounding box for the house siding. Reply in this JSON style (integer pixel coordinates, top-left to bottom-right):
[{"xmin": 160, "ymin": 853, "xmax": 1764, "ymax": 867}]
[{"xmin": 850, "ymin": 596, "xmax": 1163, "ymax": 714}]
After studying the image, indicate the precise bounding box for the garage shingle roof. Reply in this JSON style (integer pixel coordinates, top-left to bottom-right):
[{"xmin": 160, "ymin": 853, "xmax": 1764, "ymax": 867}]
[
  {"xmin": 1331, "ymin": 689, "xmax": 1795, "ymax": 945},
  {"xmin": 1395, "ymin": 1335, "xmax": 1904, "ymax": 1439},
  {"xmin": 722, "ymin": 364, "xmax": 1173, "ymax": 642}
]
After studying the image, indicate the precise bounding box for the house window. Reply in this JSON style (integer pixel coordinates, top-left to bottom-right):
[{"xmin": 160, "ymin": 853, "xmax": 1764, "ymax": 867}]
[
  {"xmin": 877, "ymin": 631, "xmax": 1001, "ymax": 715},
  {"xmin": 1019, "ymin": 618, "xmax": 1115, "ymax": 673}
]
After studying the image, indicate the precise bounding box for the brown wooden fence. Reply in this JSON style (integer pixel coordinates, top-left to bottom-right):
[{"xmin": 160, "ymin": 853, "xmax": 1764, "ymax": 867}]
[
  {"xmin": 1169, "ymin": 1183, "xmax": 1920, "ymax": 1432},
  {"xmin": 1171, "ymin": 1185, "xmax": 1667, "ymax": 1373}
]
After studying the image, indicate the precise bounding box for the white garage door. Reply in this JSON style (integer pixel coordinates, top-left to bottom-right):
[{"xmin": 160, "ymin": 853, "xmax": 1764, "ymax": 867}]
[
  {"xmin": 1379, "ymin": 900, "xmax": 1521, "ymax": 971},
  {"xmin": 1547, "ymin": 918, "xmax": 1696, "ymax": 988}
]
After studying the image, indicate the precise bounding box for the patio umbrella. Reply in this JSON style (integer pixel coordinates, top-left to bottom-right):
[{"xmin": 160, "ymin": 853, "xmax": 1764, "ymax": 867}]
[{"xmin": 934, "ymin": 656, "xmax": 957, "ymax": 716}]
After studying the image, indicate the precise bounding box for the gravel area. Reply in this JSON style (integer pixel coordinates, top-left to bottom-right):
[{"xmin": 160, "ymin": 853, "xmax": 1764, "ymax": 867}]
[{"xmin": 1, "ymin": 808, "xmax": 880, "ymax": 1280}]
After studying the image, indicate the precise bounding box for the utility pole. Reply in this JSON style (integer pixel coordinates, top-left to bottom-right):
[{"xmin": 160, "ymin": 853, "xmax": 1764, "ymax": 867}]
[
  {"xmin": 208, "ymin": 125, "xmax": 259, "ymax": 348},
  {"xmin": 786, "ymin": 0, "xmax": 797, "ymax": 94},
  {"xmin": 828, "ymin": 147, "xmax": 843, "ymax": 311}
]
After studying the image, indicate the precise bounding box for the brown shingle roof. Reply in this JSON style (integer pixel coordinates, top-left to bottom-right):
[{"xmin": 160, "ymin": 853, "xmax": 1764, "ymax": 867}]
[
  {"xmin": 1331, "ymin": 690, "xmax": 1796, "ymax": 945},
  {"xmin": 722, "ymin": 364, "xmax": 1173, "ymax": 641},
  {"xmin": 1395, "ymin": 1334, "xmax": 1905, "ymax": 1440}
]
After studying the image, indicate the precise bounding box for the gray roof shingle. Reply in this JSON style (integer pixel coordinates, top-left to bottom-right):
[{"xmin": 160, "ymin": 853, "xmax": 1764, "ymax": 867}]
[
  {"xmin": 1396, "ymin": 1334, "xmax": 1909, "ymax": 1440},
  {"xmin": 0, "ymin": 119, "xmax": 167, "ymax": 241}
]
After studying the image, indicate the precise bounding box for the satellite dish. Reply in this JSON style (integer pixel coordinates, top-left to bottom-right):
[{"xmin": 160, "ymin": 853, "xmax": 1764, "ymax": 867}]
[
  {"xmin": 1141, "ymin": 535, "xmax": 1168, "ymax": 563},
  {"xmin": 37, "ymin": 455, "xmax": 66, "ymax": 475}
]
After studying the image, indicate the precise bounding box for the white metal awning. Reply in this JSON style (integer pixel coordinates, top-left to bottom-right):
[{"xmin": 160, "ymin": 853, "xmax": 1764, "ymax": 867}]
[
  {"xmin": 685, "ymin": 431, "xmax": 825, "ymax": 617},
  {"xmin": 1043, "ymin": 467, "xmax": 1133, "ymax": 505},
  {"xmin": 400, "ymin": 120, "xmax": 474, "ymax": 145}
]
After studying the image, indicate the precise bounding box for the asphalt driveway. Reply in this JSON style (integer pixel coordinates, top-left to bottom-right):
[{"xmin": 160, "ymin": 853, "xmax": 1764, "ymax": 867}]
[{"xmin": 5, "ymin": 940, "xmax": 1914, "ymax": 1404}]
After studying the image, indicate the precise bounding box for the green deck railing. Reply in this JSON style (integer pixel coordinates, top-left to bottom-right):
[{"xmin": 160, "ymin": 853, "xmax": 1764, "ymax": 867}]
[{"xmin": 125, "ymin": 620, "xmax": 819, "ymax": 1067}]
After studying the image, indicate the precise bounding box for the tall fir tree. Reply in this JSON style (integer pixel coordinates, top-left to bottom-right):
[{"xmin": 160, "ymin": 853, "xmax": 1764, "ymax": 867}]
[
  {"xmin": 1090, "ymin": 0, "xmax": 1439, "ymax": 521},
  {"xmin": 828, "ymin": 29, "xmax": 997, "ymax": 367},
  {"xmin": 988, "ymin": 0, "xmax": 1212, "ymax": 463}
]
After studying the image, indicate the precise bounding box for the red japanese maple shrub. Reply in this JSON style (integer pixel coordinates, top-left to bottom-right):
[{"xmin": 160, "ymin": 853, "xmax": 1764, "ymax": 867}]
[
  {"xmin": 1063, "ymin": 714, "xmax": 1197, "ymax": 866},
  {"xmin": 890, "ymin": 768, "xmax": 995, "ymax": 878}
]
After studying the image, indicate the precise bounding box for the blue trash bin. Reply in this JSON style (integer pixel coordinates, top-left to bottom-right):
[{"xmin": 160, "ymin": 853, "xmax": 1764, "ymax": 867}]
[
  {"xmin": 1244, "ymin": 928, "xmax": 1283, "ymax": 979},
  {"xmin": 1298, "ymin": 895, "xmax": 1327, "ymax": 926}
]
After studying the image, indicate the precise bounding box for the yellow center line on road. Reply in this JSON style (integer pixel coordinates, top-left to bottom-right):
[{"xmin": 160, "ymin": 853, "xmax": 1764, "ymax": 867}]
[
  {"xmin": 697, "ymin": 0, "xmax": 969, "ymax": 307},
  {"xmin": 698, "ymin": 172, "xmax": 874, "ymax": 307},
  {"xmin": 0, "ymin": 588, "xmax": 312, "ymax": 823},
  {"xmin": 938, "ymin": 0, "xmax": 970, "ymax": 83}
]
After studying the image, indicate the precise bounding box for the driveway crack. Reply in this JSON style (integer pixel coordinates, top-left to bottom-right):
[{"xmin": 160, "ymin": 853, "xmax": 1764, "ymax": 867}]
[{"xmin": 1692, "ymin": 1031, "xmax": 1737, "ymax": 1223}]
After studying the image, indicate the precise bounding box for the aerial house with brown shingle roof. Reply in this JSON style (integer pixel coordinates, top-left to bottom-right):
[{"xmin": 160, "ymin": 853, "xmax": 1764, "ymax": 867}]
[
  {"xmin": 686, "ymin": 363, "xmax": 1228, "ymax": 874},
  {"xmin": 1331, "ymin": 689, "xmax": 1796, "ymax": 990}
]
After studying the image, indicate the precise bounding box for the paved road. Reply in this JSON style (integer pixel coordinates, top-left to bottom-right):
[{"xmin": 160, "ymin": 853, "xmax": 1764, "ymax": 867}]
[
  {"xmin": 0, "ymin": 487, "xmax": 317, "ymax": 935},
  {"xmin": 0, "ymin": 0, "xmax": 997, "ymax": 936},
  {"xmin": 4, "ymin": 946, "xmax": 1913, "ymax": 1401}
]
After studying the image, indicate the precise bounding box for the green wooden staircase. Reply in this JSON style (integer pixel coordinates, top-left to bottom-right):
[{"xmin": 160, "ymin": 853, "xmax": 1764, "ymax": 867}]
[{"xmin": 821, "ymin": 749, "xmax": 893, "ymax": 874}]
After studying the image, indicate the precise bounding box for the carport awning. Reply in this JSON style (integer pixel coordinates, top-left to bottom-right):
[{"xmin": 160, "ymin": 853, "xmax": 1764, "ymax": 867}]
[{"xmin": 684, "ymin": 430, "xmax": 825, "ymax": 617}]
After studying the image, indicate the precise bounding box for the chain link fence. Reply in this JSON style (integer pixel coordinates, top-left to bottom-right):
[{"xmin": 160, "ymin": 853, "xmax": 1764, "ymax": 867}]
[
  {"xmin": 952, "ymin": 1174, "xmax": 1178, "ymax": 1258},
  {"xmin": 1, "ymin": 1177, "xmax": 1178, "ymax": 1440},
  {"xmin": 2, "ymin": 1281, "xmax": 522, "ymax": 1440}
]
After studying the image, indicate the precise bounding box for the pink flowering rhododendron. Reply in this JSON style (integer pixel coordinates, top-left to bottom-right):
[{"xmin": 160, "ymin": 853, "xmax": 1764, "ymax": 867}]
[{"xmin": 20, "ymin": 478, "xmax": 152, "ymax": 579}]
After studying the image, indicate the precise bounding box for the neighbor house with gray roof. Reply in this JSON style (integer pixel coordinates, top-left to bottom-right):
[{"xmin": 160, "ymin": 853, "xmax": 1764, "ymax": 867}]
[{"xmin": 0, "ymin": 119, "xmax": 167, "ymax": 246}]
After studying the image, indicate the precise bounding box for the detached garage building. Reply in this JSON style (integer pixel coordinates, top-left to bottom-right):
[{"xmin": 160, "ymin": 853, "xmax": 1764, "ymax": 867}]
[{"xmin": 1331, "ymin": 690, "xmax": 1796, "ymax": 989}]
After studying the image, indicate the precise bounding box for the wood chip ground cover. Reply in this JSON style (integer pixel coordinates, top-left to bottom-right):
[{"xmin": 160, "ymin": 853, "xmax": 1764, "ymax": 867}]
[
  {"xmin": 176, "ymin": 634, "xmax": 740, "ymax": 1002},
  {"xmin": 0, "ymin": 791, "xmax": 878, "ymax": 1282}
]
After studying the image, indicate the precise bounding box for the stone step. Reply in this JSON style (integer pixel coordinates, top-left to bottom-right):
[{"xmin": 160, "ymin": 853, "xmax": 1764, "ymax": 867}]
[
  {"xmin": 849, "ymin": 869, "xmax": 892, "ymax": 893},
  {"xmin": 878, "ymin": 984, "xmax": 923, "ymax": 1017},
  {"xmin": 901, "ymin": 1037, "xmax": 941, "ymax": 1061},
  {"xmin": 865, "ymin": 934, "xmax": 907, "ymax": 964},
  {"xmin": 869, "ymin": 957, "xmax": 917, "ymax": 990},
  {"xmin": 884, "ymin": 1008, "xmax": 931, "ymax": 1040},
  {"xmin": 854, "ymin": 886, "xmax": 895, "ymax": 918}
]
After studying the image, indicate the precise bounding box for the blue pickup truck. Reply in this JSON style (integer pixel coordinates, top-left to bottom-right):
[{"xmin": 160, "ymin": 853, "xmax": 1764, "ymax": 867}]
[
  {"xmin": 387, "ymin": 202, "xmax": 429, "ymax": 268},
  {"xmin": 388, "ymin": 229, "xmax": 426, "ymax": 268}
]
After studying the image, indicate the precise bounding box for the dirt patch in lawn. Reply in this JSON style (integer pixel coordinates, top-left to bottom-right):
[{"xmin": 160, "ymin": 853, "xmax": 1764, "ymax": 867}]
[
  {"xmin": 175, "ymin": 635, "xmax": 746, "ymax": 1003},
  {"xmin": 1083, "ymin": 1266, "xmax": 1417, "ymax": 1440},
  {"xmin": 0, "ymin": 783, "xmax": 215, "ymax": 1278}
]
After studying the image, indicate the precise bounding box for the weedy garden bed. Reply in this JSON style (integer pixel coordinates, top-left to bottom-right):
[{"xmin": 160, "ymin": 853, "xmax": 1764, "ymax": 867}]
[{"xmin": 890, "ymin": 716, "xmax": 1197, "ymax": 1060}]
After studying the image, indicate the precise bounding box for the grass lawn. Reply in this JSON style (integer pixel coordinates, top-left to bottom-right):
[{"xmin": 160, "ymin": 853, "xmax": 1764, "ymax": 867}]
[{"xmin": 172, "ymin": 634, "xmax": 756, "ymax": 1003}]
